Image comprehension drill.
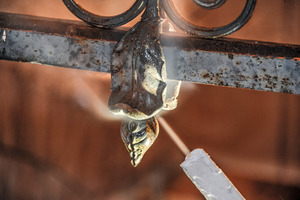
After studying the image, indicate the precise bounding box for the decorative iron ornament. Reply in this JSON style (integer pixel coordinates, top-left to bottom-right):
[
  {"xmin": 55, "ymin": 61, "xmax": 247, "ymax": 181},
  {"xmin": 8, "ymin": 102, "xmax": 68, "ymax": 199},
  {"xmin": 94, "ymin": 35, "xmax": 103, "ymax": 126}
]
[
  {"xmin": 63, "ymin": 0, "xmax": 256, "ymax": 37},
  {"xmin": 162, "ymin": 0, "xmax": 256, "ymax": 37},
  {"xmin": 63, "ymin": 0, "xmax": 256, "ymax": 166}
]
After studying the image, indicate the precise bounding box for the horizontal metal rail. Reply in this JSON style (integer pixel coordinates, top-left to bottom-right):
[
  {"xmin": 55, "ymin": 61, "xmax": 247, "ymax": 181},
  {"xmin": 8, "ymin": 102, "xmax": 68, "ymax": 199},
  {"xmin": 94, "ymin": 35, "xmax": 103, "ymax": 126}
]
[{"xmin": 0, "ymin": 12, "xmax": 299, "ymax": 94}]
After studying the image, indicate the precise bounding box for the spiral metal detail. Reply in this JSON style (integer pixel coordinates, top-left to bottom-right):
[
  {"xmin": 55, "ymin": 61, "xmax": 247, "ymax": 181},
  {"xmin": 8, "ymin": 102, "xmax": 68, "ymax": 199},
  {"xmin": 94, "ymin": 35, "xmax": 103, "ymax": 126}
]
[
  {"xmin": 62, "ymin": 0, "xmax": 148, "ymax": 28},
  {"xmin": 63, "ymin": 0, "xmax": 256, "ymax": 38},
  {"xmin": 193, "ymin": 0, "xmax": 226, "ymax": 10},
  {"xmin": 161, "ymin": 0, "xmax": 256, "ymax": 38}
]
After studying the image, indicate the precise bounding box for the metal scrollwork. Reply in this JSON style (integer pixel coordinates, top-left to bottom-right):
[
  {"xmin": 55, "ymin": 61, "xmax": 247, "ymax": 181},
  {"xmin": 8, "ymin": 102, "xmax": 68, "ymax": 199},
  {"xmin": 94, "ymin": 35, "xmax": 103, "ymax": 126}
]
[
  {"xmin": 63, "ymin": 0, "xmax": 256, "ymax": 37},
  {"xmin": 63, "ymin": 0, "xmax": 147, "ymax": 28},
  {"xmin": 63, "ymin": 0, "xmax": 256, "ymax": 166},
  {"xmin": 193, "ymin": 0, "xmax": 226, "ymax": 10},
  {"xmin": 161, "ymin": 0, "xmax": 256, "ymax": 37}
]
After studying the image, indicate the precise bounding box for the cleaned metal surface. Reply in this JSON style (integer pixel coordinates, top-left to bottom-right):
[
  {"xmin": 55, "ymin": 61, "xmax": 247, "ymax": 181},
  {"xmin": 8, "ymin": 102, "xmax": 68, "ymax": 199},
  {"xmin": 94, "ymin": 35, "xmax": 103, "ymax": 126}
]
[{"xmin": 0, "ymin": 12, "xmax": 299, "ymax": 94}]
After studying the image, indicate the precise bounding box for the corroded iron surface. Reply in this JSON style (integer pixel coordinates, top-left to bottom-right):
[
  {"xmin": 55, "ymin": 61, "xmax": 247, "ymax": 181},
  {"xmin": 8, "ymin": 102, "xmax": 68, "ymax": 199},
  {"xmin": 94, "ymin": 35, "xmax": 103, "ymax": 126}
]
[
  {"xmin": 108, "ymin": 3, "xmax": 167, "ymax": 120},
  {"xmin": 170, "ymin": 48, "xmax": 300, "ymax": 94},
  {"xmin": 0, "ymin": 12, "xmax": 299, "ymax": 95}
]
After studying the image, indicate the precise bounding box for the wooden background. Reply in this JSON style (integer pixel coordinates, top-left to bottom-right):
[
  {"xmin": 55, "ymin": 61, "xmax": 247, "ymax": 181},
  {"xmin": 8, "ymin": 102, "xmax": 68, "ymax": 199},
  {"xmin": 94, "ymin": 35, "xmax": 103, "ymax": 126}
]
[{"xmin": 0, "ymin": 0, "xmax": 299, "ymax": 199}]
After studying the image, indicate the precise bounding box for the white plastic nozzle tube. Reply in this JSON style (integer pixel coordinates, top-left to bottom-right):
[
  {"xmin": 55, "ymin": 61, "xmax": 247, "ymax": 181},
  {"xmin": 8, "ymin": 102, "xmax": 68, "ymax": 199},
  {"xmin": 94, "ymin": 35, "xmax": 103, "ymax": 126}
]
[{"xmin": 180, "ymin": 149, "xmax": 245, "ymax": 200}]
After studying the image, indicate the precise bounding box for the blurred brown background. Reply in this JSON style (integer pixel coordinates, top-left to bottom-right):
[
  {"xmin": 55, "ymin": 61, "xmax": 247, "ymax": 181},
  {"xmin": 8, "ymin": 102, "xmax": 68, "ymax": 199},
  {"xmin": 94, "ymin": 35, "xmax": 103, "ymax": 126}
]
[{"xmin": 0, "ymin": 0, "xmax": 300, "ymax": 199}]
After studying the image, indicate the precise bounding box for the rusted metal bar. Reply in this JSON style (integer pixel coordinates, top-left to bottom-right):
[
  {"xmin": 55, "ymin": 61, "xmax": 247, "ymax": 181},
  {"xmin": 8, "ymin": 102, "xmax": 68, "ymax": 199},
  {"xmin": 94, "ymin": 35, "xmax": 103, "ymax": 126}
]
[{"xmin": 0, "ymin": 12, "xmax": 299, "ymax": 94}]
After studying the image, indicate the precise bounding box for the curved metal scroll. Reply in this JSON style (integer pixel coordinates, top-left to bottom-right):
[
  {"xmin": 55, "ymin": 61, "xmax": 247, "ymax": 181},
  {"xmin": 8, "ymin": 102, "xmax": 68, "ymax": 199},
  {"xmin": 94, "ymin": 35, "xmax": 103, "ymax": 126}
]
[
  {"xmin": 161, "ymin": 0, "xmax": 256, "ymax": 38},
  {"xmin": 62, "ymin": 0, "xmax": 148, "ymax": 28},
  {"xmin": 193, "ymin": 0, "xmax": 226, "ymax": 10}
]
